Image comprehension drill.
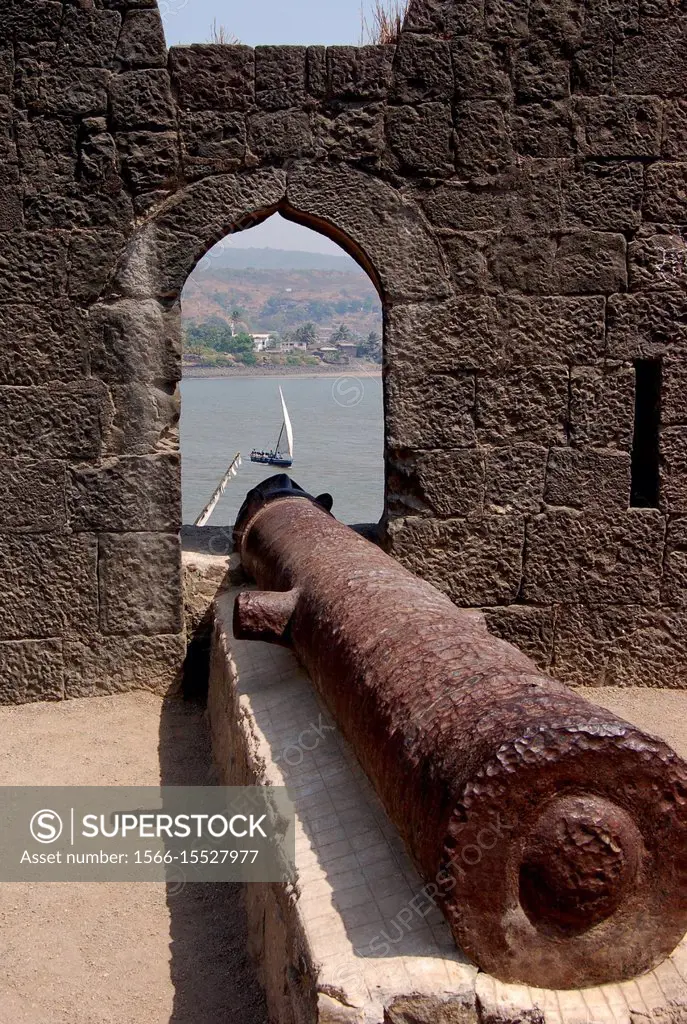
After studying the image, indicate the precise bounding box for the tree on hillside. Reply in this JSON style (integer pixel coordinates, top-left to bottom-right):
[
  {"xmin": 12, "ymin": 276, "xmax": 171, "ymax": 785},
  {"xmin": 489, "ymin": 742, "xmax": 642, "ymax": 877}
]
[
  {"xmin": 358, "ymin": 330, "xmax": 382, "ymax": 363},
  {"xmin": 293, "ymin": 322, "xmax": 317, "ymax": 348},
  {"xmin": 330, "ymin": 323, "xmax": 354, "ymax": 345}
]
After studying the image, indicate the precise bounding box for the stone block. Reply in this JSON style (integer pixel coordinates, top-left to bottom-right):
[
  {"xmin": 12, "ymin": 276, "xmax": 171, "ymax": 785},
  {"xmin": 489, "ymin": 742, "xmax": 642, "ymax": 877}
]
[
  {"xmin": 391, "ymin": 35, "xmax": 453, "ymax": 103},
  {"xmin": 555, "ymin": 230, "xmax": 627, "ymax": 294},
  {"xmin": 640, "ymin": 0, "xmax": 684, "ymax": 12},
  {"xmin": 24, "ymin": 184, "xmax": 133, "ymax": 232},
  {"xmin": 0, "ymin": 187, "xmax": 22, "ymax": 232},
  {"xmin": 584, "ymin": 0, "xmax": 640, "ymax": 38},
  {"xmin": 0, "ymin": 48, "xmax": 12, "ymax": 94},
  {"xmin": 662, "ymin": 359, "xmax": 687, "ymax": 425},
  {"xmin": 442, "ymin": 232, "xmax": 491, "ymax": 293},
  {"xmin": 553, "ymin": 604, "xmax": 687, "ymax": 687},
  {"xmin": 452, "ymin": 39, "xmax": 511, "ymax": 101},
  {"xmin": 54, "ymin": 7, "xmax": 121, "ymax": 67},
  {"xmin": 486, "ymin": 234, "xmax": 557, "ymax": 294},
  {"xmin": 417, "ymin": 181, "xmax": 509, "ymax": 232},
  {"xmin": 327, "ymin": 46, "xmax": 394, "ymax": 103},
  {"xmin": 8, "ymin": 2, "xmax": 63, "ymax": 54},
  {"xmin": 409, "ymin": 0, "xmax": 484, "ymax": 34},
  {"xmin": 386, "ymin": 372, "xmax": 476, "ymax": 449},
  {"xmin": 607, "ymin": 292, "xmax": 687, "ymax": 360},
  {"xmin": 628, "ymin": 228, "xmax": 687, "ymax": 293},
  {"xmin": 505, "ymin": 161, "xmax": 564, "ymax": 234},
  {"xmin": 98, "ymin": 532, "xmax": 183, "ymax": 636},
  {"xmin": 561, "ymin": 160, "xmax": 644, "ymax": 232},
  {"xmin": 570, "ymin": 365, "xmax": 635, "ymax": 449},
  {"xmin": 484, "ymin": 444, "xmax": 548, "ymax": 512},
  {"xmin": 168, "ymin": 44, "xmax": 255, "ymax": 111},
  {"xmin": 663, "ymin": 100, "xmax": 687, "ymax": 160},
  {"xmin": 306, "ymin": 46, "xmax": 327, "ymax": 99},
  {"xmin": 477, "ymin": 368, "xmax": 569, "ymax": 445},
  {"xmin": 0, "ymin": 534, "xmax": 98, "ymax": 640},
  {"xmin": 68, "ymin": 455, "xmax": 180, "ymax": 532},
  {"xmin": 482, "ymin": 606, "xmax": 555, "ymax": 671},
  {"xmin": 104, "ymin": 383, "xmax": 179, "ymax": 457},
  {"xmin": 0, "ymin": 460, "xmax": 66, "ymax": 534},
  {"xmin": 78, "ymin": 118, "xmax": 119, "ymax": 184},
  {"xmin": 496, "ymin": 295, "xmax": 606, "ymax": 366},
  {"xmin": 247, "ymin": 110, "xmax": 313, "ymax": 163},
  {"xmin": 0, "ymin": 640, "xmax": 64, "ymax": 704},
  {"xmin": 0, "ymin": 232, "xmax": 68, "ymax": 305},
  {"xmin": 179, "ymin": 111, "xmax": 246, "ymax": 177},
  {"xmin": 64, "ymin": 634, "xmax": 185, "ymax": 698},
  {"xmin": 384, "ymin": 298, "xmax": 502, "ymax": 373},
  {"xmin": 109, "ymin": 69, "xmax": 176, "ymax": 130},
  {"xmin": 67, "ymin": 229, "xmax": 124, "ymax": 302},
  {"xmin": 386, "ymin": 103, "xmax": 454, "ymax": 176},
  {"xmin": 523, "ymin": 508, "xmax": 665, "ymax": 605},
  {"xmin": 615, "ymin": 20, "xmax": 687, "ymax": 97},
  {"xmin": 255, "ymin": 46, "xmax": 307, "ymax": 110},
  {"xmin": 513, "ymin": 42, "xmax": 570, "ymax": 102},
  {"xmin": 573, "ymin": 96, "xmax": 662, "ymax": 157},
  {"xmin": 663, "ymin": 516, "xmax": 687, "ymax": 605},
  {"xmin": 15, "ymin": 116, "xmax": 78, "ymax": 185},
  {"xmin": 312, "ymin": 107, "xmax": 385, "ymax": 166},
  {"xmin": 454, "ymin": 101, "xmax": 514, "ymax": 177},
  {"xmin": 115, "ymin": 9, "xmax": 166, "ymax": 68},
  {"xmin": 571, "ymin": 42, "xmax": 614, "ymax": 94},
  {"xmin": 89, "ymin": 298, "xmax": 182, "ymax": 385},
  {"xmin": 286, "ymin": 164, "xmax": 450, "ymax": 304},
  {"xmin": 544, "ymin": 448, "xmax": 631, "ymax": 510},
  {"xmin": 0, "ymin": 304, "xmax": 88, "ymax": 386},
  {"xmin": 0, "ymin": 381, "xmax": 111, "ymax": 461},
  {"xmin": 485, "ymin": 0, "xmax": 530, "ymax": 37},
  {"xmin": 117, "ymin": 131, "xmax": 180, "ymax": 192},
  {"xmin": 660, "ymin": 427, "xmax": 687, "ymax": 513},
  {"xmin": 644, "ymin": 163, "xmax": 687, "ymax": 223},
  {"xmin": 513, "ymin": 100, "xmax": 574, "ymax": 158},
  {"xmin": 387, "ymin": 514, "xmax": 525, "ymax": 606},
  {"xmin": 529, "ymin": 0, "xmax": 585, "ymax": 42},
  {"xmin": 21, "ymin": 66, "xmax": 110, "ymax": 117},
  {"xmin": 388, "ymin": 449, "xmax": 485, "ymax": 518}
]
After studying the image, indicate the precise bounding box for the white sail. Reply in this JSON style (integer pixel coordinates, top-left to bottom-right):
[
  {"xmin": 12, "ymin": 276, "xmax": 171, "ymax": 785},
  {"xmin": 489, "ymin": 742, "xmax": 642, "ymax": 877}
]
[
  {"xmin": 195, "ymin": 453, "xmax": 242, "ymax": 527},
  {"xmin": 279, "ymin": 387, "xmax": 294, "ymax": 458}
]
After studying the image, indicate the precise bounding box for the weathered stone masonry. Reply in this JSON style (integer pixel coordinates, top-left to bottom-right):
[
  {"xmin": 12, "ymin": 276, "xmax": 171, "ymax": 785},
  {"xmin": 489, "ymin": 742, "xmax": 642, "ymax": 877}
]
[{"xmin": 0, "ymin": 0, "xmax": 686, "ymax": 701}]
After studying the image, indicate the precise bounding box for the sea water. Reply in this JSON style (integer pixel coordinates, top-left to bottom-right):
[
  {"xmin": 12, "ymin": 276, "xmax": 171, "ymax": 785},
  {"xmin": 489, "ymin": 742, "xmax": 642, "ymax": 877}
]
[{"xmin": 180, "ymin": 375, "xmax": 384, "ymax": 527}]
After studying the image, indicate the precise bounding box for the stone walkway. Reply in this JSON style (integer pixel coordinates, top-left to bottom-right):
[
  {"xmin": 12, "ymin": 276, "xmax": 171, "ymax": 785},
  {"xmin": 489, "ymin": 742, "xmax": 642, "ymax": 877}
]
[{"xmin": 0, "ymin": 693, "xmax": 267, "ymax": 1024}]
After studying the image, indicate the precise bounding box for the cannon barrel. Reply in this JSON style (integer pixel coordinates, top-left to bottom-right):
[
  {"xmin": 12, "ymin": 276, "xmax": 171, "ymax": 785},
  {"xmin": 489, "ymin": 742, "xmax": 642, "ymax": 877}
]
[{"xmin": 233, "ymin": 476, "xmax": 687, "ymax": 990}]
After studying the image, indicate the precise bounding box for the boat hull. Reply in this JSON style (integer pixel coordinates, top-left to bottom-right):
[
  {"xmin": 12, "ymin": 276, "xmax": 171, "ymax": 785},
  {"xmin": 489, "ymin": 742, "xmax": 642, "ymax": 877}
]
[{"xmin": 250, "ymin": 455, "xmax": 293, "ymax": 468}]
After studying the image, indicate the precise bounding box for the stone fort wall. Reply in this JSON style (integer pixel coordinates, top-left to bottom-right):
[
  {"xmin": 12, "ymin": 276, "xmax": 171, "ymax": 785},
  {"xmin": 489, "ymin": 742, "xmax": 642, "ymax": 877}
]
[{"xmin": 0, "ymin": 0, "xmax": 686, "ymax": 701}]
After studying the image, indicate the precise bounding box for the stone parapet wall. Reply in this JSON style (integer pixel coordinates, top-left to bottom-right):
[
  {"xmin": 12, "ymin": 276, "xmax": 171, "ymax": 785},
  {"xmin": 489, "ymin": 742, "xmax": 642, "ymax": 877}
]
[{"xmin": 0, "ymin": 0, "xmax": 685, "ymax": 698}]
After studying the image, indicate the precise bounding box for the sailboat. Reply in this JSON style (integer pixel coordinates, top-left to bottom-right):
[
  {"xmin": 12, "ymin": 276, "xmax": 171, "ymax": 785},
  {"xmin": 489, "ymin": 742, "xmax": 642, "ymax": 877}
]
[
  {"xmin": 250, "ymin": 387, "xmax": 294, "ymax": 468},
  {"xmin": 194, "ymin": 452, "xmax": 242, "ymax": 527}
]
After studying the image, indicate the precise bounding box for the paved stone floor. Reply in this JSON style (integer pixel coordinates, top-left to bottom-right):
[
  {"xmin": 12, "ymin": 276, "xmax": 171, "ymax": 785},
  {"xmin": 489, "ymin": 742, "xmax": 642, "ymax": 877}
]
[{"xmin": 0, "ymin": 693, "xmax": 267, "ymax": 1024}]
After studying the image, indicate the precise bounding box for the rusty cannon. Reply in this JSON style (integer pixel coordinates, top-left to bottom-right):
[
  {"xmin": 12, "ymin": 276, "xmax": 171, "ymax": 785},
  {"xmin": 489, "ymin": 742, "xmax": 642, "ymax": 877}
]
[{"xmin": 232, "ymin": 475, "xmax": 687, "ymax": 990}]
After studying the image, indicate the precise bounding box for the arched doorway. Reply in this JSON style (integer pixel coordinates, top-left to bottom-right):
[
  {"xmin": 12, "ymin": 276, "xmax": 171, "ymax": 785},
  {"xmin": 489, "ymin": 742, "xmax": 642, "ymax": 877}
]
[{"xmin": 179, "ymin": 210, "xmax": 385, "ymax": 530}]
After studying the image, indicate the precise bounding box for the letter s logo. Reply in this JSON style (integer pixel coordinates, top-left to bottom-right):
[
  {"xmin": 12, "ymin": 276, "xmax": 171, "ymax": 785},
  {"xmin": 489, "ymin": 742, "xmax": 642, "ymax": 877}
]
[{"xmin": 30, "ymin": 810, "xmax": 63, "ymax": 844}]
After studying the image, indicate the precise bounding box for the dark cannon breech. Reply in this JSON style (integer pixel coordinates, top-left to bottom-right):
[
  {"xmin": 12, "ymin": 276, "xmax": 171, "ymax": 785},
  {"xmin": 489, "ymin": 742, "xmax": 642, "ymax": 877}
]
[{"xmin": 233, "ymin": 477, "xmax": 687, "ymax": 990}]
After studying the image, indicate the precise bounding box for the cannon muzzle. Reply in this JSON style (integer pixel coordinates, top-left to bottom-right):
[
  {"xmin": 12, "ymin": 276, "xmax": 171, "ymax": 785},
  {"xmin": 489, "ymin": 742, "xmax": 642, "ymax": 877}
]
[{"xmin": 233, "ymin": 476, "xmax": 687, "ymax": 990}]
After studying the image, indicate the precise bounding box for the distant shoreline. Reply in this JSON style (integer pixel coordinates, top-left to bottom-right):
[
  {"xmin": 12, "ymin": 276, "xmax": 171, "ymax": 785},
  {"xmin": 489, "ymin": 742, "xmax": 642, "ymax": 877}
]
[{"xmin": 182, "ymin": 364, "xmax": 382, "ymax": 380}]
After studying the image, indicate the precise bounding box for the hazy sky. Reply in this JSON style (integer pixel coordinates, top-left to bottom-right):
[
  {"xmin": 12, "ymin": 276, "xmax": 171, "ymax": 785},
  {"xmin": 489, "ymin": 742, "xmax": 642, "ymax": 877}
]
[
  {"xmin": 162, "ymin": 0, "xmax": 377, "ymax": 256},
  {"xmin": 161, "ymin": 0, "xmax": 371, "ymax": 48}
]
